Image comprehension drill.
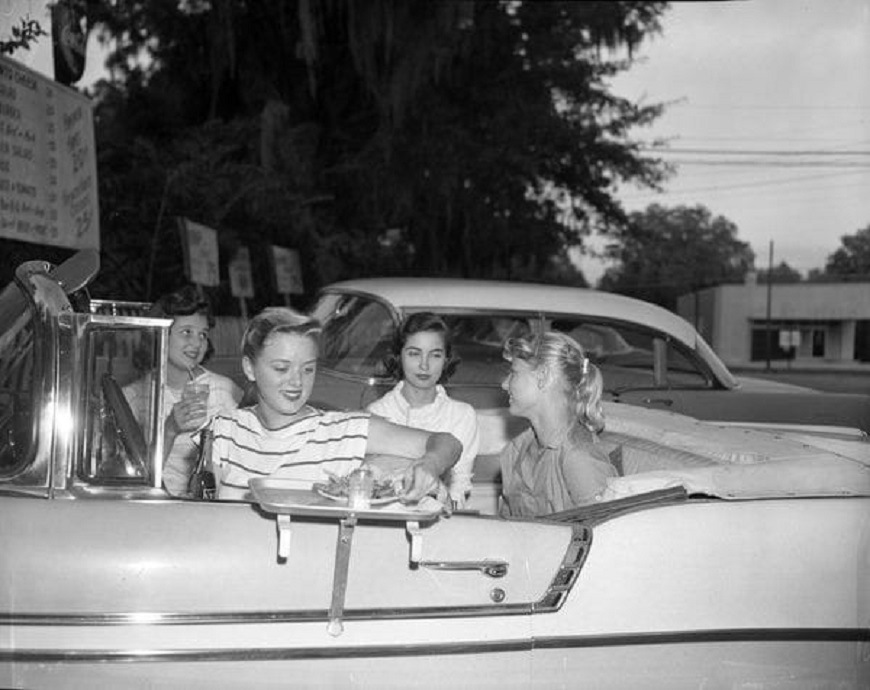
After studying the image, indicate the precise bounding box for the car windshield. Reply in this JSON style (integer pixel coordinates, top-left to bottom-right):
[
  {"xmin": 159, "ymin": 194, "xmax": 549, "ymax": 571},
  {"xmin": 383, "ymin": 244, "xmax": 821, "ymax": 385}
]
[{"xmin": 312, "ymin": 292, "xmax": 717, "ymax": 394}]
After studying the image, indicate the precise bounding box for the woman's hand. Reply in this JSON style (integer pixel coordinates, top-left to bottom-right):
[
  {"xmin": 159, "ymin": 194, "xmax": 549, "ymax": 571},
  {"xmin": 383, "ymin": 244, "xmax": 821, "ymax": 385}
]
[
  {"xmin": 400, "ymin": 457, "xmax": 444, "ymax": 503},
  {"xmin": 171, "ymin": 392, "xmax": 208, "ymax": 432},
  {"xmin": 365, "ymin": 454, "xmax": 446, "ymax": 506}
]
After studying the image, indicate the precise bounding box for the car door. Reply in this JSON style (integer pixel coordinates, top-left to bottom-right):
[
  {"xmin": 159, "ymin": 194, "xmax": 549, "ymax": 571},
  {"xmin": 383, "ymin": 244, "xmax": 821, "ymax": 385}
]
[{"xmin": 1, "ymin": 490, "xmax": 584, "ymax": 686}]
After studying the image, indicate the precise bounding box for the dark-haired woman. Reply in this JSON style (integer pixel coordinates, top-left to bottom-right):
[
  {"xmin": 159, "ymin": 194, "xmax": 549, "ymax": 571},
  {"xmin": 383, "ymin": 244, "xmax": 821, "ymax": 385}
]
[
  {"xmin": 367, "ymin": 312, "xmax": 479, "ymax": 508},
  {"xmin": 124, "ymin": 286, "xmax": 242, "ymax": 496}
]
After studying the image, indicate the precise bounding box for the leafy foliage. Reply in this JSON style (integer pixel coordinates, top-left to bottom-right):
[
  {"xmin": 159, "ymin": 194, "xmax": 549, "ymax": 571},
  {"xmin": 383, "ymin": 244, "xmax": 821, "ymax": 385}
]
[
  {"xmin": 0, "ymin": 17, "xmax": 47, "ymax": 55},
  {"xmin": 757, "ymin": 261, "xmax": 802, "ymax": 284},
  {"xmin": 81, "ymin": 0, "xmax": 669, "ymax": 308},
  {"xmin": 822, "ymin": 224, "xmax": 870, "ymax": 280},
  {"xmin": 599, "ymin": 203, "xmax": 754, "ymax": 309}
]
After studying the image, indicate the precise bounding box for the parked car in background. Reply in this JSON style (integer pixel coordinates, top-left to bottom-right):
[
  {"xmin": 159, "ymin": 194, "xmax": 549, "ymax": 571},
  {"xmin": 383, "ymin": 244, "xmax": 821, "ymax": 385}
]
[
  {"xmin": 2, "ymin": 254, "xmax": 868, "ymax": 688},
  {"xmin": 308, "ymin": 278, "xmax": 870, "ymax": 456}
]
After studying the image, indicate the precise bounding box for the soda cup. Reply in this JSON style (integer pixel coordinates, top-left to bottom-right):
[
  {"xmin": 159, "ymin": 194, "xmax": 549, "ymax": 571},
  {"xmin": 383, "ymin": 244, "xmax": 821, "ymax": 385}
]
[
  {"xmin": 347, "ymin": 467, "xmax": 374, "ymax": 509},
  {"xmin": 183, "ymin": 380, "xmax": 210, "ymax": 428}
]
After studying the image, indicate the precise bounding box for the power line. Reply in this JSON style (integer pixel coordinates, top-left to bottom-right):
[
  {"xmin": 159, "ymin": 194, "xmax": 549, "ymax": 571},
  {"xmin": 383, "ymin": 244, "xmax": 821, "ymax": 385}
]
[
  {"xmin": 667, "ymin": 104, "xmax": 870, "ymax": 112},
  {"xmin": 620, "ymin": 168, "xmax": 866, "ymax": 200},
  {"xmin": 669, "ymin": 136, "xmax": 870, "ymax": 145},
  {"xmin": 665, "ymin": 160, "xmax": 870, "ymax": 168},
  {"xmin": 649, "ymin": 147, "xmax": 870, "ymax": 156}
]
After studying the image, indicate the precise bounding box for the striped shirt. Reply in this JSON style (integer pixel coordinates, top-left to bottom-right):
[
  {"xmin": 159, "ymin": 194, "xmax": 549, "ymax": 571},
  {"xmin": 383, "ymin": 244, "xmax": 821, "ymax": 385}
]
[{"xmin": 209, "ymin": 406, "xmax": 371, "ymax": 500}]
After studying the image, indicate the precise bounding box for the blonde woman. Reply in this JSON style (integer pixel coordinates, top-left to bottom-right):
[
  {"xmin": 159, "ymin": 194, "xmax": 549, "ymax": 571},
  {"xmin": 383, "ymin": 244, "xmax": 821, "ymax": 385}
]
[{"xmin": 498, "ymin": 331, "xmax": 615, "ymax": 517}]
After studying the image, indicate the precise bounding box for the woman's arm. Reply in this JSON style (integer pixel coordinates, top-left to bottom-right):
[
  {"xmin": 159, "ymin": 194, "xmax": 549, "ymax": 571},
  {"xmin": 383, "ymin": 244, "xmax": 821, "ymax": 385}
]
[{"xmin": 366, "ymin": 416, "xmax": 462, "ymax": 501}]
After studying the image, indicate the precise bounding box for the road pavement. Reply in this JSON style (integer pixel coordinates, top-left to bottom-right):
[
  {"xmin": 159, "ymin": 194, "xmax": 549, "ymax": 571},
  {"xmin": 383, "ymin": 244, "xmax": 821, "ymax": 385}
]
[{"xmin": 732, "ymin": 367, "xmax": 870, "ymax": 395}]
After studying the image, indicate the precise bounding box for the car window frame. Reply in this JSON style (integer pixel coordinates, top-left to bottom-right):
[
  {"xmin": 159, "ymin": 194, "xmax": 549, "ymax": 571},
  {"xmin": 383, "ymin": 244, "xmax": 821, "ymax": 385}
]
[
  {"xmin": 311, "ymin": 288, "xmax": 404, "ymax": 383},
  {"xmin": 542, "ymin": 311, "xmax": 722, "ymax": 392},
  {"xmin": 71, "ymin": 313, "xmax": 171, "ymax": 495}
]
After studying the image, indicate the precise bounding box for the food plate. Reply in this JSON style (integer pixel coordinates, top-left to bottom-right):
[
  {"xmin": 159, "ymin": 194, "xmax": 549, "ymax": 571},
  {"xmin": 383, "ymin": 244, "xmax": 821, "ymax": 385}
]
[
  {"xmin": 313, "ymin": 483, "xmax": 401, "ymax": 505},
  {"xmin": 249, "ymin": 479, "xmax": 441, "ymax": 522}
]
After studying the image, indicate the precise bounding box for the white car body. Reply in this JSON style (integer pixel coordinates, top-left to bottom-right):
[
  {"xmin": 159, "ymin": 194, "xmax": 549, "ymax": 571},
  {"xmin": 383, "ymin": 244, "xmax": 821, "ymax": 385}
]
[{"xmin": 1, "ymin": 255, "xmax": 868, "ymax": 688}]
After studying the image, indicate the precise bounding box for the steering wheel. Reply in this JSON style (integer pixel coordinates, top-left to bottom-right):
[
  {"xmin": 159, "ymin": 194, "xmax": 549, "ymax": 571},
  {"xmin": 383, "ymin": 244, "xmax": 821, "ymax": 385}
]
[{"xmin": 101, "ymin": 373, "xmax": 150, "ymax": 479}]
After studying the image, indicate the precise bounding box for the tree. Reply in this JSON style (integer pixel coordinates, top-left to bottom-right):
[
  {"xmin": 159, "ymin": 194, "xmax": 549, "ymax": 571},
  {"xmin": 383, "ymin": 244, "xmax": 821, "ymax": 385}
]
[
  {"xmin": 822, "ymin": 224, "xmax": 870, "ymax": 279},
  {"xmin": 0, "ymin": 17, "xmax": 47, "ymax": 55},
  {"xmin": 757, "ymin": 261, "xmax": 801, "ymax": 284},
  {"xmin": 79, "ymin": 0, "xmax": 669, "ymax": 304},
  {"xmin": 599, "ymin": 204, "xmax": 754, "ymax": 309}
]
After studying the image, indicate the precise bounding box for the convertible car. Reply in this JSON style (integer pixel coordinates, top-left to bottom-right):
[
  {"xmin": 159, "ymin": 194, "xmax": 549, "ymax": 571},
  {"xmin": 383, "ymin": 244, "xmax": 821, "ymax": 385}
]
[{"xmin": 1, "ymin": 253, "xmax": 868, "ymax": 689}]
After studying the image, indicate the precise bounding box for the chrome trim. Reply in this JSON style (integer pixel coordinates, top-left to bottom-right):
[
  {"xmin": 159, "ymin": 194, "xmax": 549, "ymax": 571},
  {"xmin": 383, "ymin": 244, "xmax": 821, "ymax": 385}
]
[
  {"xmin": 0, "ymin": 525, "xmax": 591, "ymax": 626},
  {"xmin": 533, "ymin": 524, "xmax": 592, "ymax": 612},
  {"xmin": 1, "ymin": 629, "xmax": 866, "ymax": 664},
  {"xmin": 0, "ymin": 603, "xmax": 533, "ymax": 627}
]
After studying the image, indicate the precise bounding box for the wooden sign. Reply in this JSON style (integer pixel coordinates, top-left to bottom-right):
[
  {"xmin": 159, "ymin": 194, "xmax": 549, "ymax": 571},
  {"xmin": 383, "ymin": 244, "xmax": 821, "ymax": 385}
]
[{"xmin": 0, "ymin": 54, "xmax": 99, "ymax": 249}]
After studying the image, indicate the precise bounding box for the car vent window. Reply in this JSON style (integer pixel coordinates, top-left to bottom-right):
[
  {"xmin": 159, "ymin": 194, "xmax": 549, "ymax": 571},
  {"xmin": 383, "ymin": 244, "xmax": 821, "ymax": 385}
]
[
  {"xmin": 80, "ymin": 324, "xmax": 160, "ymax": 485},
  {"xmin": 316, "ymin": 295, "xmax": 396, "ymax": 377}
]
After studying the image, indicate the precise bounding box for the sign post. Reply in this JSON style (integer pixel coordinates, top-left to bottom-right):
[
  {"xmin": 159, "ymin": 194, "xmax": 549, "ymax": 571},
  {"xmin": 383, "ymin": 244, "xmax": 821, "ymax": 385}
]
[
  {"xmin": 270, "ymin": 245, "xmax": 304, "ymax": 307},
  {"xmin": 0, "ymin": 54, "xmax": 99, "ymax": 250}
]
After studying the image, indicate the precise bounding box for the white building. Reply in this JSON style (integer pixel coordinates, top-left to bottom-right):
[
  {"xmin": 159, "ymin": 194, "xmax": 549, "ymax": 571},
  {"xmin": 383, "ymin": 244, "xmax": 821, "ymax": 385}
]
[{"xmin": 677, "ymin": 274, "xmax": 870, "ymax": 366}]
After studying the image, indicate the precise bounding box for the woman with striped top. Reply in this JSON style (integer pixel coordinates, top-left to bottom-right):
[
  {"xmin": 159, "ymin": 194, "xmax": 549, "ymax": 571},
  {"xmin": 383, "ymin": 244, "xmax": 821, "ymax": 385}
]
[{"xmin": 207, "ymin": 307, "xmax": 462, "ymax": 501}]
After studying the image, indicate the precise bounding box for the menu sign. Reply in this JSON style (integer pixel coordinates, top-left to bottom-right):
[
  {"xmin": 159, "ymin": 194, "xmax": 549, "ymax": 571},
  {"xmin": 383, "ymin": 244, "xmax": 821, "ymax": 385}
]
[{"xmin": 0, "ymin": 55, "xmax": 99, "ymax": 249}]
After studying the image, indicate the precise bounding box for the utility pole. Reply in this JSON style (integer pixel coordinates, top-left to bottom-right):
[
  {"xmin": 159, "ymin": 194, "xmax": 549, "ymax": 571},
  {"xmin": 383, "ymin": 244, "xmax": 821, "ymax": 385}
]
[{"xmin": 765, "ymin": 240, "xmax": 773, "ymax": 372}]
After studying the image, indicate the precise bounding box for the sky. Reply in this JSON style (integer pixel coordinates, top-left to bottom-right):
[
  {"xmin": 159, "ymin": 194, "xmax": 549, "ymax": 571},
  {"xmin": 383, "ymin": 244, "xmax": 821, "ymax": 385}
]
[{"xmin": 577, "ymin": 0, "xmax": 870, "ymax": 285}]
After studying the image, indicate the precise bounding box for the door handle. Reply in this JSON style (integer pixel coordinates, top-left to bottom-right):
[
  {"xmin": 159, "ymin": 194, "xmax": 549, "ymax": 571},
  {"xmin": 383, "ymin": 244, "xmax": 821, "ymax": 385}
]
[{"xmin": 418, "ymin": 559, "xmax": 509, "ymax": 578}]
